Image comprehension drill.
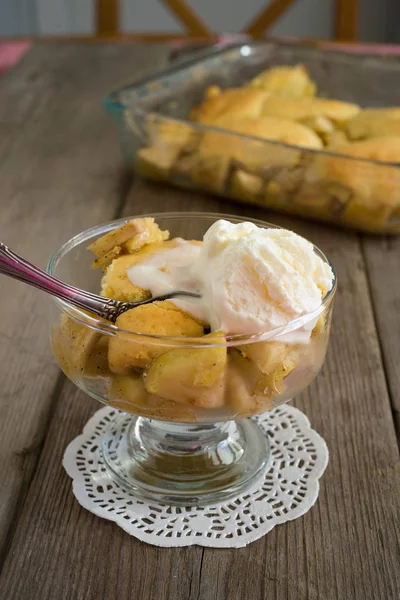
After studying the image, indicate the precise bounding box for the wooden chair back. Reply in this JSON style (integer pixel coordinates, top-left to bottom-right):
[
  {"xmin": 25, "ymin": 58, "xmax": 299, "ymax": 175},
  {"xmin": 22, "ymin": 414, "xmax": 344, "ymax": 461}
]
[{"xmin": 96, "ymin": 0, "xmax": 358, "ymax": 42}]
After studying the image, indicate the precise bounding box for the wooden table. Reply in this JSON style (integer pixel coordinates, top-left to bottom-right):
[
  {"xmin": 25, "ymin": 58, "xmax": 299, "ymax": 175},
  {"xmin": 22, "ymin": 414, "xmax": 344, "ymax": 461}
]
[{"xmin": 0, "ymin": 43, "xmax": 399, "ymax": 600}]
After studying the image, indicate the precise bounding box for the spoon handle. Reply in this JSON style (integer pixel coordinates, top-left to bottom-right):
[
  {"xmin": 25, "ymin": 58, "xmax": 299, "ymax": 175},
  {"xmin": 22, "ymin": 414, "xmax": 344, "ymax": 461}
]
[{"xmin": 0, "ymin": 242, "xmax": 119, "ymax": 320}]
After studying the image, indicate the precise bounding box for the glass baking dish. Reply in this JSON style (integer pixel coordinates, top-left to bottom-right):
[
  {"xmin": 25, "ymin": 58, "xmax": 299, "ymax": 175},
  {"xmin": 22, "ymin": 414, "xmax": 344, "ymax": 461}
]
[{"xmin": 105, "ymin": 41, "xmax": 400, "ymax": 234}]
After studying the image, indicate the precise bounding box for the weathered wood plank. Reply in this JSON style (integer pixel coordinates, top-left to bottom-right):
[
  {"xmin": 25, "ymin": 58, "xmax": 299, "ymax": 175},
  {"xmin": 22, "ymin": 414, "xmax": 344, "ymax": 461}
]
[
  {"xmin": 0, "ymin": 43, "xmax": 169, "ymax": 557},
  {"xmin": 0, "ymin": 385, "xmax": 203, "ymax": 600},
  {"xmin": 362, "ymin": 236, "xmax": 400, "ymax": 440},
  {"xmin": 1, "ymin": 179, "xmax": 398, "ymax": 600}
]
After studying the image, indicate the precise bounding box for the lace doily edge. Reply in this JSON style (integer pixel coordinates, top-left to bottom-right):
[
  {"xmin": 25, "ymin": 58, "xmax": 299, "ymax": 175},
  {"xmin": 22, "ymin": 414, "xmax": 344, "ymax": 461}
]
[
  {"xmin": 62, "ymin": 405, "xmax": 329, "ymax": 548},
  {"xmin": 68, "ymin": 479, "xmax": 324, "ymax": 548}
]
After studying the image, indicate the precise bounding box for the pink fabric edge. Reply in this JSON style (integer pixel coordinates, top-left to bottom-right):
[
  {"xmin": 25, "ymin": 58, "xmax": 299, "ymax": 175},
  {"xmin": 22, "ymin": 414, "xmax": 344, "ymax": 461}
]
[{"xmin": 0, "ymin": 42, "xmax": 31, "ymax": 72}]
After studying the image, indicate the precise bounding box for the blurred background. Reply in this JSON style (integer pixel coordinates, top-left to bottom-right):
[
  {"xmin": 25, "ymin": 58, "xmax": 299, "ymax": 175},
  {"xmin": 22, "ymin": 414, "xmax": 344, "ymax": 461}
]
[{"xmin": 0, "ymin": 0, "xmax": 398, "ymax": 44}]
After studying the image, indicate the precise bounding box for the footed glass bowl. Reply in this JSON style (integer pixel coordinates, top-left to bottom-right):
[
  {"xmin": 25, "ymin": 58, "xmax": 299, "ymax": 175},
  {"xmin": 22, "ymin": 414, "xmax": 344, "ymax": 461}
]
[{"xmin": 48, "ymin": 212, "xmax": 336, "ymax": 505}]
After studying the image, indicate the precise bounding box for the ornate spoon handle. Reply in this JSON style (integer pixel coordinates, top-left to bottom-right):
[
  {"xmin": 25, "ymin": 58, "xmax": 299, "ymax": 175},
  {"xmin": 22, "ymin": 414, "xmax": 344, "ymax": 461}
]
[
  {"xmin": 0, "ymin": 242, "xmax": 118, "ymax": 319},
  {"xmin": 0, "ymin": 243, "xmax": 201, "ymax": 322}
]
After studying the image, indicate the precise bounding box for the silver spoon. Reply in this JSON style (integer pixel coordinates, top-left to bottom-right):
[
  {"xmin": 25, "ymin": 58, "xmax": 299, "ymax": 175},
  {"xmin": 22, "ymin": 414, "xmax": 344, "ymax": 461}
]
[{"xmin": 0, "ymin": 242, "xmax": 201, "ymax": 323}]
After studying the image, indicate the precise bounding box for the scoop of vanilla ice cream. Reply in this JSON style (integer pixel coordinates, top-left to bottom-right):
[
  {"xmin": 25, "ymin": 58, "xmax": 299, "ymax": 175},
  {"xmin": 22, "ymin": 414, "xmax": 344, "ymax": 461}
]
[{"xmin": 191, "ymin": 220, "xmax": 334, "ymax": 334}]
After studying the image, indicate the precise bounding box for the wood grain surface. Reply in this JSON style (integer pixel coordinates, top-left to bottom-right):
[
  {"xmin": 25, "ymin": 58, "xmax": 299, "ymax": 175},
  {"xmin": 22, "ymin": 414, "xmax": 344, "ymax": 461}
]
[
  {"xmin": 0, "ymin": 41, "xmax": 168, "ymax": 559},
  {"xmin": 362, "ymin": 236, "xmax": 400, "ymax": 439},
  {"xmin": 0, "ymin": 44, "xmax": 398, "ymax": 600}
]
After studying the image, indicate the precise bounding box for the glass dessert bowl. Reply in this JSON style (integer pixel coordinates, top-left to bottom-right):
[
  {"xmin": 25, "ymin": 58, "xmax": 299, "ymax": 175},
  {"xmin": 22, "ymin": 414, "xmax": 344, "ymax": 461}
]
[{"xmin": 49, "ymin": 212, "xmax": 336, "ymax": 505}]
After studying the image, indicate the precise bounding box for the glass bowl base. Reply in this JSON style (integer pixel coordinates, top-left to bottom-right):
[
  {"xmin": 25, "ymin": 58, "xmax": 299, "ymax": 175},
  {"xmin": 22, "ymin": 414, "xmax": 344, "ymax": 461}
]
[{"xmin": 101, "ymin": 412, "xmax": 271, "ymax": 506}]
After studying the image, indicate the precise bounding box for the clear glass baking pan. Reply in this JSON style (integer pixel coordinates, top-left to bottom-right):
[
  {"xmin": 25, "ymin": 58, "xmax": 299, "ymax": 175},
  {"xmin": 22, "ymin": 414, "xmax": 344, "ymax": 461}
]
[{"xmin": 105, "ymin": 41, "xmax": 400, "ymax": 234}]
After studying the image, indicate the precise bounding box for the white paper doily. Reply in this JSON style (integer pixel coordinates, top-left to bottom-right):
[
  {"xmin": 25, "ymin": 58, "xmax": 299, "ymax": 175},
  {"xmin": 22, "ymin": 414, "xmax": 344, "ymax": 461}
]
[{"xmin": 63, "ymin": 405, "xmax": 328, "ymax": 548}]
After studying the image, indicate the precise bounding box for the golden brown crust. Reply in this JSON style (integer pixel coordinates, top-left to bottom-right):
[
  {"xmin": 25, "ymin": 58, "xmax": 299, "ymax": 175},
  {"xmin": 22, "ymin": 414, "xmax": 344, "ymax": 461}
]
[
  {"xmin": 136, "ymin": 115, "xmax": 203, "ymax": 183},
  {"xmin": 149, "ymin": 117, "xmax": 196, "ymax": 148},
  {"xmin": 191, "ymin": 115, "xmax": 320, "ymax": 193},
  {"xmin": 260, "ymin": 96, "xmax": 360, "ymax": 123},
  {"xmin": 88, "ymin": 219, "xmax": 144, "ymax": 258},
  {"xmin": 345, "ymin": 108, "xmax": 400, "ymax": 140},
  {"xmin": 248, "ymin": 65, "xmax": 316, "ymax": 98},
  {"xmin": 295, "ymin": 137, "xmax": 400, "ymax": 231},
  {"xmin": 190, "ymin": 86, "xmax": 359, "ymax": 133},
  {"xmin": 329, "ymin": 136, "xmax": 400, "ymax": 164},
  {"xmin": 325, "ymin": 130, "xmax": 349, "ymax": 149},
  {"xmin": 88, "ymin": 217, "xmax": 169, "ymax": 260},
  {"xmin": 189, "ymin": 87, "xmax": 268, "ymax": 124},
  {"xmin": 212, "ymin": 115, "xmax": 323, "ymax": 149},
  {"xmin": 132, "ymin": 64, "xmax": 400, "ymax": 233},
  {"xmin": 108, "ymin": 301, "xmax": 204, "ymax": 373}
]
